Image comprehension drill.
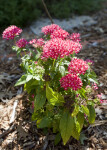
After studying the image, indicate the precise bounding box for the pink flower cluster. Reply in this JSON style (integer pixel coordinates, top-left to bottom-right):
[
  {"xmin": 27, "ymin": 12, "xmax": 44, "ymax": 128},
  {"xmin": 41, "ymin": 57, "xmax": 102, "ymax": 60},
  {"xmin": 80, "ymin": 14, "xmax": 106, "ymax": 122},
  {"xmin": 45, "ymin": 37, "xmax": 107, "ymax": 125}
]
[
  {"xmin": 35, "ymin": 61, "xmax": 38, "ymax": 64},
  {"xmin": 41, "ymin": 24, "xmax": 82, "ymax": 60},
  {"xmin": 16, "ymin": 38, "xmax": 28, "ymax": 48},
  {"xmin": 42, "ymin": 38, "xmax": 82, "ymax": 59},
  {"xmin": 50, "ymin": 29, "xmax": 69, "ymax": 40},
  {"xmin": 29, "ymin": 39, "xmax": 37, "ymax": 44},
  {"xmin": 70, "ymin": 33, "xmax": 80, "ymax": 42},
  {"xmin": 32, "ymin": 101, "xmax": 34, "ymax": 109},
  {"xmin": 97, "ymin": 93, "xmax": 102, "ymax": 99},
  {"xmin": 60, "ymin": 74, "xmax": 83, "ymax": 91},
  {"xmin": 92, "ymin": 83, "xmax": 98, "ymax": 90},
  {"xmin": 86, "ymin": 59, "xmax": 94, "ymax": 65},
  {"xmin": 100, "ymin": 99, "xmax": 107, "ymax": 103},
  {"xmin": 42, "ymin": 38, "xmax": 65, "ymax": 59},
  {"xmin": 86, "ymin": 85, "xmax": 91, "ymax": 89},
  {"xmin": 65, "ymin": 40, "xmax": 82, "ymax": 54},
  {"xmin": 68, "ymin": 58, "xmax": 89, "ymax": 75},
  {"xmin": 97, "ymin": 93, "xmax": 107, "ymax": 104},
  {"xmin": 31, "ymin": 94, "xmax": 35, "ymax": 98},
  {"xmin": 2, "ymin": 25, "xmax": 22, "ymax": 40},
  {"xmin": 42, "ymin": 24, "xmax": 61, "ymax": 35},
  {"xmin": 29, "ymin": 38, "xmax": 44, "ymax": 48}
]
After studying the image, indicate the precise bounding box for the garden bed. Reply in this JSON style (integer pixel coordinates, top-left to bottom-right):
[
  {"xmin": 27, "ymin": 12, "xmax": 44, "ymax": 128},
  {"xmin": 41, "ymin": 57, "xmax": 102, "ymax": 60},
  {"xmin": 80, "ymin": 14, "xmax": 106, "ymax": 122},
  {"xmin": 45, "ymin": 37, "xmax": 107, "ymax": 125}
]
[{"xmin": 0, "ymin": 9, "xmax": 107, "ymax": 150}]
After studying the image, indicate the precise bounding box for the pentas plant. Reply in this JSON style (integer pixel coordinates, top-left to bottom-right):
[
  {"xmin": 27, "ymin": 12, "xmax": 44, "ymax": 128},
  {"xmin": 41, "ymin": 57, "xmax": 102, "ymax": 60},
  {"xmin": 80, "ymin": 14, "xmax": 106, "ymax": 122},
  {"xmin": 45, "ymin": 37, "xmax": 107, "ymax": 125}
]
[{"xmin": 2, "ymin": 24, "xmax": 101, "ymax": 145}]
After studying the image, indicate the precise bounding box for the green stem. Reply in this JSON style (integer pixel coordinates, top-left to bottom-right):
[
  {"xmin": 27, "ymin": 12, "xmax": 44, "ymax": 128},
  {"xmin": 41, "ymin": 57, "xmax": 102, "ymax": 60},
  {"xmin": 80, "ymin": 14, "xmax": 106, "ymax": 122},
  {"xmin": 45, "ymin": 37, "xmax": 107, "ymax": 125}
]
[
  {"xmin": 24, "ymin": 49, "xmax": 26, "ymax": 55},
  {"xmin": 53, "ymin": 59, "xmax": 55, "ymax": 67},
  {"xmin": 14, "ymin": 37, "xmax": 16, "ymax": 45},
  {"xmin": 59, "ymin": 58, "xmax": 64, "ymax": 67}
]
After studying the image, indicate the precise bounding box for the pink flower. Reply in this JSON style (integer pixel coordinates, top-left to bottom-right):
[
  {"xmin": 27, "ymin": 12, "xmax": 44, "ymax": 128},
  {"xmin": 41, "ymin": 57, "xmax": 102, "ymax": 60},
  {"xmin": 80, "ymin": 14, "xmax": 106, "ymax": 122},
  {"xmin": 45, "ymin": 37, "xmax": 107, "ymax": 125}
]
[
  {"xmin": 29, "ymin": 38, "xmax": 37, "ymax": 44},
  {"xmin": 70, "ymin": 33, "xmax": 80, "ymax": 42},
  {"xmin": 64, "ymin": 39, "xmax": 82, "ymax": 54},
  {"xmin": 97, "ymin": 93, "xmax": 107, "ymax": 104},
  {"xmin": 86, "ymin": 85, "xmax": 91, "ymax": 89},
  {"xmin": 29, "ymin": 38, "xmax": 44, "ymax": 48},
  {"xmin": 2, "ymin": 25, "xmax": 22, "ymax": 40},
  {"xmin": 41, "ymin": 24, "xmax": 61, "ymax": 35},
  {"xmin": 60, "ymin": 74, "xmax": 83, "ymax": 91},
  {"xmin": 68, "ymin": 58, "xmax": 89, "ymax": 75},
  {"xmin": 32, "ymin": 101, "xmax": 34, "ymax": 109},
  {"xmin": 16, "ymin": 38, "xmax": 28, "ymax": 48},
  {"xmin": 35, "ymin": 61, "xmax": 38, "ymax": 64},
  {"xmin": 33, "ymin": 38, "xmax": 44, "ymax": 48},
  {"xmin": 42, "ymin": 38, "xmax": 82, "ymax": 59},
  {"xmin": 31, "ymin": 94, "xmax": 35, "ymax": 98},
  {"xmin": 42, "ymin": 38, "xmax": 65, "ymax": 59},
  {"xmin": 50, "ymin": 29, "xmax": 69, "ymax": 40},
  {"xmin": 100, "ymin": 100, "xmax": 107, "ymax": 103},
  {"xmin": 86, "ymin": 59, "xmax": 94, "ymax": 65},
  {"xmin": 92, "ymin": 83, "xmax": 98, "ymax": 90},
  {"xmin": 97, "ymin": 93, "xmax": 103, "ymax": 99},
  {"xmin": 76, "ymin": 94, "xmax": 80, "ymax": 97}
]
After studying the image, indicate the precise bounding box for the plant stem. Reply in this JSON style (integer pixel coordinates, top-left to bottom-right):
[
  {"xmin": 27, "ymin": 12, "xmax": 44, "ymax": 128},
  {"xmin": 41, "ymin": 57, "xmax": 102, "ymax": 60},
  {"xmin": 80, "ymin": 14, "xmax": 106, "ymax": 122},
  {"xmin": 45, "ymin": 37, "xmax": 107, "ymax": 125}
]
[
  {"xmin": 42, "ymin": 0, "xmax": 54, "ymax": 24},
  {"xmin": 53, "ymin": 59, "xmax": 55, "ymax": 67}
]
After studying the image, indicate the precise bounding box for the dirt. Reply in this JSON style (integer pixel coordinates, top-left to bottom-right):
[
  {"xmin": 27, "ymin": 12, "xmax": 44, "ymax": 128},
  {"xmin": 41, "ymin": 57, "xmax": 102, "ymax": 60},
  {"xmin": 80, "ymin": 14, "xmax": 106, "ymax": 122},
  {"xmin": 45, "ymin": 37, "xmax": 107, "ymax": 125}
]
[{"xmin": 0, "ymin": 8, "xmax": 107, "ymax": 150}]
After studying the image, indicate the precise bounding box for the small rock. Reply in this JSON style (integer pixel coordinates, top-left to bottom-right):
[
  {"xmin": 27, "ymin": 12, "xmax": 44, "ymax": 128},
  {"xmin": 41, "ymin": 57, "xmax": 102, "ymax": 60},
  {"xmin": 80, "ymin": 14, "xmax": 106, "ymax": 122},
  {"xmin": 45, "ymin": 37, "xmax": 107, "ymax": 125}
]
[
  {"xmin": 99, "ymin": 83, "xmax": 104, "ymax": 87},
  {"xmin": 69, "ymin": 145, "xmax": 73, "ymax": 150},
  {"xmin": 94, "ymin": 27, "xmax": 104, "ymax": 33},
  {"xmin": 95, "ymin": 107, "xmax": 102, "ymax": 115},
  {"xmin": 23, "ymin": 142, "xmax": 35, "ymax": 147},
  {"xmin": 101, "ymin": 94, "xmax": 107, "ymax": 100},
  {"xmin": 30, "ymin": 16, "xmax": 97, "ymax": 35}
]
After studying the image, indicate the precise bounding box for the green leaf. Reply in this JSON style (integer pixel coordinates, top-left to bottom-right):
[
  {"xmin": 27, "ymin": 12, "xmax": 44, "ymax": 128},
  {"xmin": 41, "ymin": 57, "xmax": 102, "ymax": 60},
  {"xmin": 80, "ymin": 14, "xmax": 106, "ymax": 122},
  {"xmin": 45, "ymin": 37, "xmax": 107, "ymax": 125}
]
[
  {"xmin": 26, "ymin": 75, "xmax": 33, "ymax": 81},
  {"xmin": 54, "ymin": 133, "xmax": 61, "ymax": 145},
  {"xmin": 77, "ymin": 112, "xmax": 84, "ymax": 130},
  {"xmin": 70, "ymin": 121, "xmax": 80, "ymax": 141},
  {"xmin": 31, "ymin": 111, "xmax": 42, "ymax": 121},
  {"xmin": 88, "ymin": 78, "xmax": 98, "ymax": 84},
  {"xmin": 38, "ymin": 116, "xmax": 52, "ymax": 128},
  {"xmin": 34, "ymin": 88, "xmax": 46, "ymax": 111},
  {"xmin": 24, "ymin": 62, "xmax": 29, "ymax": 71},
  {"xmin": 81, "ymin": 105, "xmax": 89, "ymax": 116},
  {"xmin": 88, "ymin": 70, "xmax": 98, "ymax": 84},
  {"xmin": 24, "ymin": 79, "xmax": 39, "ymax": 93},
  {"xmin": 59, "ymin": 66, "xmax": 65, "ymax": 76},
  {"xmin": 59, "ymin": 111, "xmax": 75, "ymax": 145},
  {"xmin": 12, "ymin": 46, "xmax": 20, "ymax": 51},
  {"xmin": 15, "ymin": 75, "xmax": 27, "ymax": 86},
  {"xmin": 72, "ymin": 105, "xmax": 79, "ymax": 117},
  {"xmin": 78, "ymin": 88, "xmax": 87, "ymax": 99},
  {"xmin": 33, "ymin": 75, "xmax": 40, "ymax": 80},
  {"xmin": 35, "ymin": 52, "xmax": 41, "ymax": 59},
  {"xmin": 89, "ymin": 70, "xmax": 97, "ymax": 78},
  {"xmin": 46, "ymin": 83, "xmax": 64, "ymax": 105},
  {"xmin": 87, "ymin": 105, "xmax": 96, "ymax": 124},
  {"xmin": 75, "ymin": 120, "xmax": 81, "ymax": 133}
]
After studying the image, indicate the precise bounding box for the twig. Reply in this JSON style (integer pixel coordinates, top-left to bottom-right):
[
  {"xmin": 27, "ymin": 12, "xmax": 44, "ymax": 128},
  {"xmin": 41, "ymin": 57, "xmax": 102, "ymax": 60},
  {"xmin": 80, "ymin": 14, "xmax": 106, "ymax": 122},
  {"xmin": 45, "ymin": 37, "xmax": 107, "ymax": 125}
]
[
  {"xmin": 42, "ymin": 134, "xmax": 49, "ymax": 150},
  {"xmin": 10, "ymin": 100, "xmax": 18, "ymax": 124},
  {"xmin": 23, "ymin": 142, "xmax": 35, "ymax": 149},
  {"xmin": 0, "ymin": 124, "xmax": 15, "ymax": 138},
  {"xmin": 9, "ymin": 91, "xmax": 26, "ymax": 102},
  {"xmin": 42, "ymin": 0, "xmax": 54, "ymax": 24},
  {"xmin": 91, "ymin": 120, "xmax": 107, "ymax": 127}
]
